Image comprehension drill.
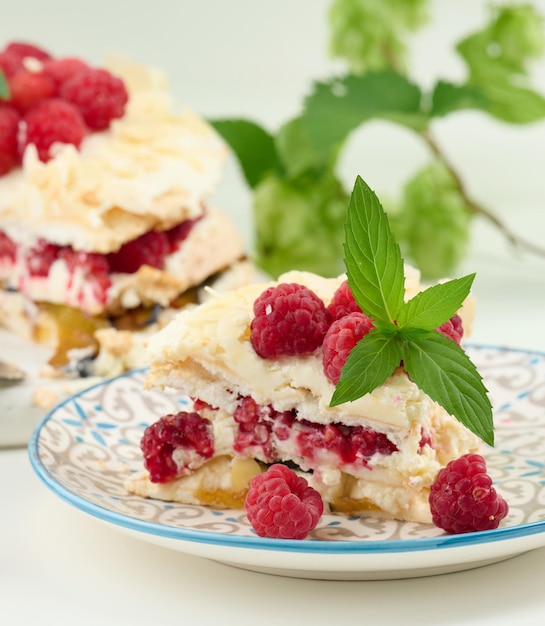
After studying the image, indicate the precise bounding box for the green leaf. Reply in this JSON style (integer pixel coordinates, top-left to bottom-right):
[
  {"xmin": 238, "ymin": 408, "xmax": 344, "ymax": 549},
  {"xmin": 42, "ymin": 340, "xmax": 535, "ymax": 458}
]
[
  {"xmin": 253, "ymin": 171, "xmax": 348, "ymax": 277},
  {"xmin": 275, "ymin": 116, "xmax": 334, "ymax": 179},
  {"xmin": 344, "ymin": 176, "xmax": 405, "ymax": 321},
  {"xmin": 209, "ymin": 118, "xmax": 281, "ymax": 189},
  {"xmin": 479, "ymin": 82, "xmax": 545, "ymax": 124},
  {"xmin": 429, "ymin": 80, "xmax": 488, "ymax": 117},
  {"xmin": 330, "ymin": 329, "xmax": 403, "ymax": 407},
  {"xmin": 402, "ymin": 332, "xmax": 494, "ymax": 446},
  {"xmin": 396, "ymin": 274, "xmax": 475, "ymax": 329},
  {"xmin": 0, "ymin": 70, "xmax": 9, "ymax": 100},
  {"xmin": 301, "ymin": 71, "xmax": 427, "ymax": 166}
]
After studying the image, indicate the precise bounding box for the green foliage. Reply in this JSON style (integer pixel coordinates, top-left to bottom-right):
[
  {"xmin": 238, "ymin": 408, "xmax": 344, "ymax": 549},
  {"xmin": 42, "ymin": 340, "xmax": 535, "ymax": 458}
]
[
  {"xmin": 328, "ymin": 0, "xmax": 429, "ymax": 73},
  {"xmin": 330, "ymin": 177, "xmax": 493, "ymax": 446},
  {"xmin": 211, "ymin": 2, "xmax": 545, "ymax": 281},
  {"xmin": 399, "ymin": 162, "xmax": 472, "ymax": 279}
]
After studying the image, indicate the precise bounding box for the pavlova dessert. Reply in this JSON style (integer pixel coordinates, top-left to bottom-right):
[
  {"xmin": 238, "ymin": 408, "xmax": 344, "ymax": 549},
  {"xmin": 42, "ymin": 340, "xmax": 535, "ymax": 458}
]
[
  {"xmin": 0, "ymin": 41, "xmax": 250, "ymax": 405},
  {"xmin": 126, "ymin": 176, "xmax": 509, "ymax": 537}
]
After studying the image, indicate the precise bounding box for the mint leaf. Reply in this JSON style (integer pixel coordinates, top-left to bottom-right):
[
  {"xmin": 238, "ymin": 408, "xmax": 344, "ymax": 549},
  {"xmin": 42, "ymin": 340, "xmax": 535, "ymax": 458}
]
[
  {"xmin": 344, "ymin": 176, "xmax": 405, "ymax": 321},
  {"xmin": 209, "ymin": 119, "xmax": 281, "ymax": 189},
  {"xmin": 396, "ymin": 274, "xmax": 475, "ymax": 329},
  {"xmin": 301, "ymin": 71, "xmax": 427, "ymax": 165},
  {"xmin": 0, "ymin": 70, "xmax": 9, "ymax": 100},
  {"xmin": 330, "ymin": 329, "xmax": 403, "ymax": 407},
  {"xmin": 402, "ymin": 332, "xmax": 494, "ymax": 446}
]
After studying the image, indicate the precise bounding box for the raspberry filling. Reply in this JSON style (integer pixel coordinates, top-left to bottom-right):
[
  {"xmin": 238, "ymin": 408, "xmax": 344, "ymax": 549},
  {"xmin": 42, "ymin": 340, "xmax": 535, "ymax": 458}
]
[
  {"xmin": 0, "ymin": 216, "xmax": 200, "ymax": 301},
  {"xmin": 142, "ymin": 395, "xmax": 400, "ymax": 484}
]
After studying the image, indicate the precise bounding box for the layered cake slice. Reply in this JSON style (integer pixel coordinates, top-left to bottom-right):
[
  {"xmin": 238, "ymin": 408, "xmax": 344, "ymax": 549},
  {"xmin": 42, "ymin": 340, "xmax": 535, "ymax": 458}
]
[
  {"xmin": 126, "ymin": 264, "xmax": 481, "ymax": 524},
  {"xmin": 0, "ymin": 42, "xmax": 249, "ymax": 389}
]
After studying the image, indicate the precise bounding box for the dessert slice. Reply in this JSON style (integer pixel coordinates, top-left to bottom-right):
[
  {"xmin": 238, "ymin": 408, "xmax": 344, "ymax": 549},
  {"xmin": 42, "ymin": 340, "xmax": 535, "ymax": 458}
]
[
  {"xmin": 0, "ymin": 43, "xmax": 250, "ymax": 387},
  {"xmin": 126, "ymin": 266, "xmax": 481, "ymax": 524}
]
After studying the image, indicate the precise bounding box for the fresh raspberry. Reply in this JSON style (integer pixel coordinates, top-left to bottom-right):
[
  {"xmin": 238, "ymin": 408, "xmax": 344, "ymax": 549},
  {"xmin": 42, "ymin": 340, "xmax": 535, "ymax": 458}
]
[
  {"xmin": 60, "ymin": 67, "xmax": 128, "ymax": 130},
  {"xmin": 3, "ymin": 42, "xmax": 52, "ymax": 63},
  {"xmin": 0, "ymin": 52, "xmax": 23, "ymax": 79},
  {"xmin": 244, "ymin": 464, "xmax": 324, "ymax": 539},
  {"xmin": 327, "ymin": 280, "xmax": 362, "ymax": 320},
  {"xmin": 437, "ymin": 313, "xmax": 464, "ymax": 345},
  {"xmin": 0, "ymin": 230, "xmax": 17, "ymax": 262},
  {"xmin": 250, "ymin": 283, "xmax": 330, "ymax": 359},
  {"xmin": 107, "ymin": 230, "xmax": 170, "ymax": 274},
  {"xmin": 41, "ymin": 57, "xmax": 89, "ymax": 92},
  {"xmin": 8, "ymin": 71, "xmax": 56, "ymax": 113},
  {"xmin": 20, "ymin": 98, "xmax": 86, "ymax": 162},
  {"xmin": 141, "ymin": 411, "xmax": 214, "ymax": 483},
  {"xmin": 429, "ymin": 453, "xmax": 509, "ymax": 534},
  {"xmin": 0, "ymin": 106, "xmax": 21, "ymax": 175},
  {"xmin": 25, "ymin": 239, "xmax": 61, "ymax": 276},
  {"xmin": 322, "ymin": 311, "xmax": 374, "ymax": 384}
]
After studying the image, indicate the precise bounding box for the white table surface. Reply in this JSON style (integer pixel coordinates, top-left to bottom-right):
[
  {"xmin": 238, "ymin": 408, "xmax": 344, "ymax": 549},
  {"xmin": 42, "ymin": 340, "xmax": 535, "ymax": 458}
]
[{"xmin": 2, "ymin": 1, "xmax": 545, "ymax": 623}]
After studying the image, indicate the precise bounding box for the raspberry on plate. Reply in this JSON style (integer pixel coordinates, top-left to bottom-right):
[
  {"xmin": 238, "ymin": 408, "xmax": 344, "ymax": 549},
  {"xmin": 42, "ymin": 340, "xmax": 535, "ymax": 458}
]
[
  {"xmin": 250, "ymin": 282, "xmax": 330, "ymax": 358},
  {"xmin": 245, "ymin": 463, "xmax": 324, "ymax": 539},
  {"xmin": 322, "ymin": 311, "xmax": 374, "ymax": 384},
  {"xmin": 429, "ymin": 453, "xmax": 509, "ymax": 534},
  {"xmin": 327, "ymin": 279, "xmax": 362, "ymax": 320}
]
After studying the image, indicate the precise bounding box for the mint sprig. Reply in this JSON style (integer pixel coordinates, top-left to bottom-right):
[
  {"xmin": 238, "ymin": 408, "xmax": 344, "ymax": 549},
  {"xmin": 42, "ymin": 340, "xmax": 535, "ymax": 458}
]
[{"xmin": 330, "ymin": 176, "xmax": 494, "ymax": 446}]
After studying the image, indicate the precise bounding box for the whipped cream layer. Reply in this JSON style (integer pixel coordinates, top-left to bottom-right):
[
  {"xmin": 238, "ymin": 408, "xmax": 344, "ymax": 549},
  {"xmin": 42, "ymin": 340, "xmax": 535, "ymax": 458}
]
[{"xmin": 0, "ymin": 56, "xmax": 227, "ymax": 253}]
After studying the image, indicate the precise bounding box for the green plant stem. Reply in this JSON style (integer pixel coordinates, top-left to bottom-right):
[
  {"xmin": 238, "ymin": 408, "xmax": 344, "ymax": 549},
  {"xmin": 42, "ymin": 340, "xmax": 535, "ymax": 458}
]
[{"xmin": 422, "ymin": 128, "xmax": 545, "ymax": 260}]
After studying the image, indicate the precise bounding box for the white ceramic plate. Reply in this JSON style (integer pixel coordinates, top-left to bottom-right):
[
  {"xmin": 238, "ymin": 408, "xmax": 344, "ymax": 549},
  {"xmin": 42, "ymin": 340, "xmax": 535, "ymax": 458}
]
[{"xmin": 28, "ymin": 345, "xmax": 545, "ymax": 580}]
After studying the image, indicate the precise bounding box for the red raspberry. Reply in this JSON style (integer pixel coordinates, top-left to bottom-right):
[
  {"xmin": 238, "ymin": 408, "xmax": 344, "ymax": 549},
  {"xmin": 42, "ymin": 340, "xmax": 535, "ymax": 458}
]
[
  {"xmin": 0, "ymin": 106, "xmax": 21, "ymax": 175},
  {"xmin": 437, "ymin": 313, "xmax": 464, "ymax": 345},
  {"xmin": 25, "ymin": 239, "xmax": 61, "ymax": 276},
  {"xmin": 322, "ymin": 311, "xmax": 374, "ymax": 384},
  {"xmin": 0, "ymin": 230, "xmax": 17, "ymax": 262},
  {"xmin": 141, "ymin": 412, "xmax": 214, "ymax": 483},
  {"xmin": 0, "ymin": 52, "xmax": 23, "ymax": 79},
  {"xmin": 3, "ymin": 42, "xmax": 52, "ymax": 63},
  {"xmin": 251, "ymin": 283, "xmax": 330, "ymax": 359},
  {"xmin": 60, "ymin": 67, "xmax": 128, "ymax": 130},
  {"xmin": 107, "ymin": 230, "xmax": 170, "ymax": 274},
  {"xmin": 244, "ymin": 464, "xmax": 324, "ymax": 539},
  {"xmin": 41, "ymin": 57, "xmax": 89, "ymax": 92},
  {"xmin": 20, "ymin": 98, "xmax": 86, "ymax": 162},
  {"xmin": 327, "ymin": 280, "xmax": 362, "ymax": 320},
  {"xmin": 8, "ymin": 71, "xmax": 56, "ymax": 113},
  {"xmin": 429, "ymin": 453, "xmax": 509, "ymax": 534}
]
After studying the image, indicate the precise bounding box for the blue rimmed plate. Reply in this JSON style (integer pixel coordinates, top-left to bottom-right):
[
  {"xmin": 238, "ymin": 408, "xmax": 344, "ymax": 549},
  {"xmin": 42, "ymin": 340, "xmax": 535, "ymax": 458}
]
[{"xmin": 28, "ymin": 345, "xmax": 545, "ymax": 580}]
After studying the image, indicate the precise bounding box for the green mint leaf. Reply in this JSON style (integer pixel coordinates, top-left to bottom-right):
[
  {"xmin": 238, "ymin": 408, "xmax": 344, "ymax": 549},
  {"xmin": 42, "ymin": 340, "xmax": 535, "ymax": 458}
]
[
  {"xmin": 344, "ymin": 176, "xmax": 405, "ymax": 321},
  {"xmin": 402, "ymin": 332, "xmax": 494, "ymax": 446},
  {"xmin": 0, "ymin": 70, "xmax": 9, "ymax": 100},
  {"xmin": 253, "ymin": 171, "xmax": 348, "ymax": 278},
  {"xmin": 330, "ymin": 329, "xmax": 403, "ymax": 407},
  {"xmin": 301, "ymin": 71, "xmax": 427, "ymax": 166},
  {"xmin": 396, "ymin": 273, "xmax": 475, "ymax": 330},
  {"xmin": 208, "ymin": 118, "xmax": 281, "ymax": 189},
  {"xmin": 429, "ymin": 80, "xmax": 488, "ymax": 117}
]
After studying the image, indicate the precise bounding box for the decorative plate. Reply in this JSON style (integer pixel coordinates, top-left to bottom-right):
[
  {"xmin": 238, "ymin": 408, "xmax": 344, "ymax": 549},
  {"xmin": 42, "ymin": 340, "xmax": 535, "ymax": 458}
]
[{"xmin": 28, "ymin": 345, "xmax": 545, "ymax": 580}]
